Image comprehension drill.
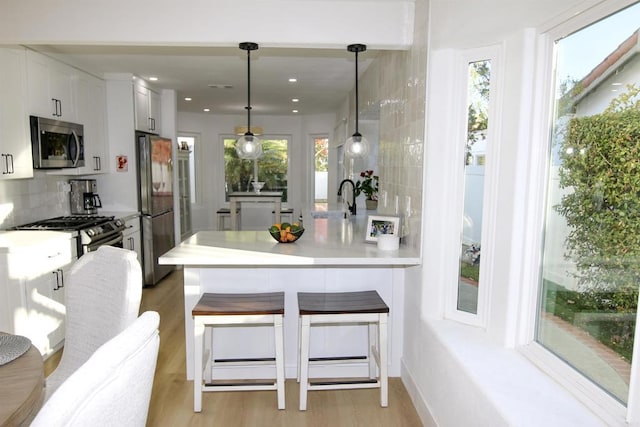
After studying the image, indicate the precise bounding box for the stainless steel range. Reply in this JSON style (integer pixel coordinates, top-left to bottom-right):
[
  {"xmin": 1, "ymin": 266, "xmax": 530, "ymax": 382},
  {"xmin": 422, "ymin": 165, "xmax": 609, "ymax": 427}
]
[{"xmin": 15, "ymin": 215, "xmax": 125, "ymax": 255}]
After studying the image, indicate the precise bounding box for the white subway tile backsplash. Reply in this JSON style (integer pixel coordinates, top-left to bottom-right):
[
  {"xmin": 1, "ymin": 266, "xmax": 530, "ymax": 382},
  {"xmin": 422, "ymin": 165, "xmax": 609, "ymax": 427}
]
[
  {"xmin": 0, "ymin": 174, "xmax": 71, "ymax": 229},
  {"xmin": 355, "ymin": 5, "xmax": 428, "ymax": 249}
]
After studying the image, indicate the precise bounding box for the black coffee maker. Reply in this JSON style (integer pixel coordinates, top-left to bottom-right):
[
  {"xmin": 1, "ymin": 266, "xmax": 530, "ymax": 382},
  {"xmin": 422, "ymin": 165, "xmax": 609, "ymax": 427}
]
[{"xmin": 69, "ymin": 179, "xmax": 102, "ymax": 215}]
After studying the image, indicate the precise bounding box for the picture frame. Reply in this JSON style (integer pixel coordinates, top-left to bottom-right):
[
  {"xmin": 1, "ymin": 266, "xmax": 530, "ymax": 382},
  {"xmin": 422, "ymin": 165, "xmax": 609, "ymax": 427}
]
[{"xmin": 365, "ymin": 215, "xmax": 401, "ymax": 242}]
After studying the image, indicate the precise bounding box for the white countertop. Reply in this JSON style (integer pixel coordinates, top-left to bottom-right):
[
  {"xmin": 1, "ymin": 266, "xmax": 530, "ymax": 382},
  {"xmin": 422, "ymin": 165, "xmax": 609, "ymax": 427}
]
[
  {"xmin": 0, "ymin": 230, "xmax": 75, "ymax": 253},
  {"xmin": 100, "ymin": 210, "xmax": 140, "ymax": 221},
  {"xmin": 159, "ymin": 217, "xmax": 421, "ymax": 267}
]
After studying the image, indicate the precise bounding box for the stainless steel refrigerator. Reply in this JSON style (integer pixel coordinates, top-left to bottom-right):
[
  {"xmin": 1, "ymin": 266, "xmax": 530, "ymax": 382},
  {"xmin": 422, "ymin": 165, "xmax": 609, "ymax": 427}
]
[{"xmin": 136, "ymin": 132, "xmax": 175, "ymax": 285}]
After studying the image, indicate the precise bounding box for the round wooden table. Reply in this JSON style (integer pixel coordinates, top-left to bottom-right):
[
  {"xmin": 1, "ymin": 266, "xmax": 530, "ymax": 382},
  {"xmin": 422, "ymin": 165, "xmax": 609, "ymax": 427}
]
[{"xmin": 0, "ymin": 337, "xmax": 44, "ymax": 426}]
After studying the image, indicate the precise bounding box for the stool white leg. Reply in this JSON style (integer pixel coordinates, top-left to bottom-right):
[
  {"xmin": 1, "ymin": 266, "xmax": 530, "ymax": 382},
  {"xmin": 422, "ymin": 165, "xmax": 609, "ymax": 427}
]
[
  {"xmin": 274, "ymin": 314, "xmax": 286, "ymax": 410},
  {"xmin": 368, "ymin": 322, "xmax": 377, "ymax": 379},
  {"xmin": 204, "ymin": 326, "xmax": 213, "ymax": 382},
  {"xmin": 299, "ymin": 315, "xmax": 311, "ymax": 411},
  {"xmin": 379, "ymin": 313, "xmax": 389, "ymax": 407},
  {"xmin": 296, "ymin": 315, "xmax": 301, "ymax": 382},
  {"xmin": 194, "ymin": 320, "xmax": 205, "ymax": 412}
]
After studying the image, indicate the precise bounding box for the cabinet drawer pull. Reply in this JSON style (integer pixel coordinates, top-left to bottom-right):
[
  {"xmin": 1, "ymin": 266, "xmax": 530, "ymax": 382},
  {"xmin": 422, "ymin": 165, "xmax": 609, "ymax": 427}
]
[
  {"xmin": 1, "ymin": 154, "xmax": 8, "ymax": 175},
  {"xmin": 52, "ymin": 270, "xmax": 61, "ymax": 290}
]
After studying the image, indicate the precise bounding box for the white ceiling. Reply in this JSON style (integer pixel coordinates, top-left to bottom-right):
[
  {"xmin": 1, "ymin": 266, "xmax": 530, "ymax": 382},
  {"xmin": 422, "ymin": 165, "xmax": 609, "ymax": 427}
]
[{"xmin": 31, "ymin": 44, "xmax": 378, "ymax": 117}]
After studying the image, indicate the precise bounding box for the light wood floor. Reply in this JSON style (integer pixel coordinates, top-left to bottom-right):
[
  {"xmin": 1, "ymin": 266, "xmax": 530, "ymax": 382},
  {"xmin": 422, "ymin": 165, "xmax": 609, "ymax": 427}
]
[{"xmin": 47, "ymin": 269, "xmax": 423, "ymax": 427}]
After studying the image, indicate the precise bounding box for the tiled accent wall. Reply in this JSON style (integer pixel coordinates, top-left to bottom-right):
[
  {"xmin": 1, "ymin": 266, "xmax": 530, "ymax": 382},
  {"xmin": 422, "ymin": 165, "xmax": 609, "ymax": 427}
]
[
  {"xmin": 0, "ymin": 175, "xmax": 71, "ymax": 229},
  {"xmin": 357, "ymin": 0, "xmax": 428, "ymax": 253}
]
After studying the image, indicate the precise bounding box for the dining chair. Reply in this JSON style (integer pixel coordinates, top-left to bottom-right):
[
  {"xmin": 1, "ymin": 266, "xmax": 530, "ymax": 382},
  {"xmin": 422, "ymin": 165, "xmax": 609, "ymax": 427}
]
[
  {"xmin": 44, "ymin": 246, "xmax": 143, "ymax": 400},
  {"xmin": 31, "ymin": 311, "xmax": 160, "ymax": 427}
]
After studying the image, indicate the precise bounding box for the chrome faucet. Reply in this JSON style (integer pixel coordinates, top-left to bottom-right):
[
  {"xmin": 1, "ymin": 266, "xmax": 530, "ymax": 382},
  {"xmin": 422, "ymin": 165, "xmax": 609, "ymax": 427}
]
[{"xmin": 338, "ymin": 179, "xmax": 357, "ymax": 216}]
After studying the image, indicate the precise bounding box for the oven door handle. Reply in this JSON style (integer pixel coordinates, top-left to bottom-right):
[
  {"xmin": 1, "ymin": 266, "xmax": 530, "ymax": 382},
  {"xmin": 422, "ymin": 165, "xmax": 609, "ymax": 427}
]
[{"xmin": 89, "ymin": 234, "xmax": 123, "ymax": 249}]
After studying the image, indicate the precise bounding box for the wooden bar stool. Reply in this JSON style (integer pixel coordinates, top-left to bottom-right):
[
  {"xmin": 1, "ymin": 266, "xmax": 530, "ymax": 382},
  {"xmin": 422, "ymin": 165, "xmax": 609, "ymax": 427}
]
[
  {"xmin": 192, "ymin": 292, "xmax": 285, "ymax": 412},
  {"xmin": 297, "ymin": 290, "xmax": 389, "ymax": 411},
  {"xmin": 216, "ymin": 207, "xmax": 241, "ymax": 230}
]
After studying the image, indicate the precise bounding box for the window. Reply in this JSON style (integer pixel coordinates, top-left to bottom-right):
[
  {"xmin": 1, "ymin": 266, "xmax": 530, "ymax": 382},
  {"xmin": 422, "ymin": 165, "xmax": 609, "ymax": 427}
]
[
  {"xmin": 223, "ymin": 136, "xmax": 289, "ymax": 202},
  {"xmin": 314, "ymin": 136, "xmax": 329, "ymax": 206},
  {"xmin": 536, "ymin": 1, "xmax": 640, "ymax": 407},
  {"xmin": 457, "ymin": 59, "xmax": 491, "ymax": 315},
  {"xmin": 448, "ymin": 46, "xmax": 500, "ymax": 326}
]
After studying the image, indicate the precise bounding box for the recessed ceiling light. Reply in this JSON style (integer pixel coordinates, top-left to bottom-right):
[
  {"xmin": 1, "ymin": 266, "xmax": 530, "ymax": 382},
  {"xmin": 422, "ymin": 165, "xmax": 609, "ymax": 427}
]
[
  {"xmin": 288, "ymin": 78, "xmax": 297, "ymax": 83},
  {"xmin": 208, "ymin": 84, "xmax": 233, "ymax": 89},
  {"xmin": 149, "ymin": 76, "xmax": 159, "ymax": 81},
  {"xmin": 203, "ymin": 108, "xmax": 210, "ymax": 112},
  {"xmin": 185, "ymin": 97, "xmax": 192, "ymax": 101},
  {"xmin": 292, "ymin": 109, "xmax": 299, "ymax": 113},
  {"xmin": 292, "ymin": 98, "xmax": 299, "ymax": 102}
]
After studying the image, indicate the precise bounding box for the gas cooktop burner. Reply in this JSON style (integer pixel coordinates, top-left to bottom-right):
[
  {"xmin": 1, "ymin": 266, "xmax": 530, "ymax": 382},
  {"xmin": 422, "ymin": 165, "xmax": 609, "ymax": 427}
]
[{"xmin": 14, "ymin": 215, "xmax": 115, "ymax": 231}]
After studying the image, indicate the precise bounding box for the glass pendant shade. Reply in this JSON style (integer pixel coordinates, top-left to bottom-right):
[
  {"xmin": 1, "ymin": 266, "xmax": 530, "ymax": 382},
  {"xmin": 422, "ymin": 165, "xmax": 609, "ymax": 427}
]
[
  {"xmin": 235, "ymin": 133, "xmax": 262, "ymax": 159},
  {"xmin": 344, "ymin": 132, "xmax": 369, "ymax": 158}
]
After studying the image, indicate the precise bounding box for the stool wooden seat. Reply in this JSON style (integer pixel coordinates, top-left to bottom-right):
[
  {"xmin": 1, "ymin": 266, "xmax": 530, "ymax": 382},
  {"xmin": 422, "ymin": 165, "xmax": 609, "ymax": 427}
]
[
  {"xmin": 216, "ymin": 207, "xmax": 241, "ymax": 230},
  {"xmin": 297, "ymin": 290, "xmax": 389, "ymax": 411},
  {"xmin": 192, "ymin": 292, "xmax": 285, "ymax": 412}
]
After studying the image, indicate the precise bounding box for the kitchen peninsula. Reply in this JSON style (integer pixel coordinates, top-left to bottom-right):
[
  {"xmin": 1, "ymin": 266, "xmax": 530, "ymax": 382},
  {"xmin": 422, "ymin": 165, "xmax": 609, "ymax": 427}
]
[{"xmin": 159, "ymin": 215, "xmax": 420, "ymax": 380}]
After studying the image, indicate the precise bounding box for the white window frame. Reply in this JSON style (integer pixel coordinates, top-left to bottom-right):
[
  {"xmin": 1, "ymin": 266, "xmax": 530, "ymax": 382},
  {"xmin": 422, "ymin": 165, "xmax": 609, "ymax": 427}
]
[
  {"xmin": 517, "ymin": 0, "xmax": 640, "ymax": 424},
  {"xmin": 444, "ymin": 45, "xmax": 503, "ymax": 328}
]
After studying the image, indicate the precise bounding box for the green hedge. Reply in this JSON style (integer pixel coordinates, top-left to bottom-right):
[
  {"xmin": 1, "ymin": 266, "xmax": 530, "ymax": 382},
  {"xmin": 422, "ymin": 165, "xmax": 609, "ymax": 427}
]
[{"xmin": 557, "ymin": 88, "xmax": 640, "ymax": 293}]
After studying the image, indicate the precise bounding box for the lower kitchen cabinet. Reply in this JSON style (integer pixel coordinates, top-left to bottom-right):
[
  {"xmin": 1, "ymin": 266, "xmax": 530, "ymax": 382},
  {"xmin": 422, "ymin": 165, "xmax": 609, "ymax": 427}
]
[
  {"xmin": 23, "ymin": 263, "xmax": 70, "ymax": 356},
  {"xmin": 123, "ymin": 215, "xmax": 142, "ymax": 266},
  {"xmin": 0, "ymin": 232, "xmax": 76, "ymax": 359}
]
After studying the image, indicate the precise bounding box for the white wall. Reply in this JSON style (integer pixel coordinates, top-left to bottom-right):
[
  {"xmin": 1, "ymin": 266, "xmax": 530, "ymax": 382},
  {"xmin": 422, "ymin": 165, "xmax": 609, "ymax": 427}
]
[
  {"xmin": 0, "ymin": 0, "xmax": 413, "ymax": 49},
  {"xmin": 403, "ymin": 0, "xmax": 629, "ymax": 425}
]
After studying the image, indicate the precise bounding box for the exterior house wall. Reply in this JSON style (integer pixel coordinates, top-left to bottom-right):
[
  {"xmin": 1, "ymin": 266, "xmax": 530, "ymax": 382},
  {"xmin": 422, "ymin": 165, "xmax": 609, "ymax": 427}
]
[{"xmin": 576, "ymin": 53, "xmax": 640, "ymax": 116}]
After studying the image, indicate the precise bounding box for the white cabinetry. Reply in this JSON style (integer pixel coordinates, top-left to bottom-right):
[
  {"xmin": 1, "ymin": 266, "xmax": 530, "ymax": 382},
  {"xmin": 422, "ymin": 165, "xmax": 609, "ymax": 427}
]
[
  {"xmin": 0, "ymin": 232, "xmax": 76, "ymax": 359},
  {"xmin": 177, "ymin": 151, "xmax": 192, "ymax": 240},
  {"xmin": 0, "ymin": 47, "xmax": 33, "ymax": 179},
  {"xmin": 68, "ymin": 73, "xmax": 109, "ymax": 175},
  {"xmin": 26, "ymin": 50, "xmax": 76, "ymax": 121},
  {"xmin": 134, "ymin": 81, "xmax": 161, "ymax": 133},
  {"xmin": 123, "ymin": 215, "xmax": 142, "ymax": 265}
]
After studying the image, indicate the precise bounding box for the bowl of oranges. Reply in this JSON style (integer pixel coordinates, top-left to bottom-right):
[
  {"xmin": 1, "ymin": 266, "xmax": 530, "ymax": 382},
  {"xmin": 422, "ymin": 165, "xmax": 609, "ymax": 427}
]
[{"xmin": 269, "ymin": 222, "xmax": 304, "ymax": 243}]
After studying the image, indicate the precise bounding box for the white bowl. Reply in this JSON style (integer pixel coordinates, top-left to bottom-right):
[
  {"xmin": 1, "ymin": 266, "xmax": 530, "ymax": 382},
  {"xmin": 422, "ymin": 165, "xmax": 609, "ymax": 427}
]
[{"xmin": 251, "ymin": 181, "xmax": 265, "ymax": 193}]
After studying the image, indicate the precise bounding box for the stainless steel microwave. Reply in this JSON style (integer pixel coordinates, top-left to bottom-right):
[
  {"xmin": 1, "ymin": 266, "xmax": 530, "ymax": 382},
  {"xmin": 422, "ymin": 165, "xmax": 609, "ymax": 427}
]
[{"xmin": 30, "ymin": 116, "xmax": 85, "ymax": 169}]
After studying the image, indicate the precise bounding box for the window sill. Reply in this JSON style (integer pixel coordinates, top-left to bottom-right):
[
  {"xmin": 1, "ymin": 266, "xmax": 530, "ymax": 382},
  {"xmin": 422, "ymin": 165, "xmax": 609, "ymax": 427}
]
[{"xmin": 420, "ymin": 317, "xmax": 617, "ymax": 426}]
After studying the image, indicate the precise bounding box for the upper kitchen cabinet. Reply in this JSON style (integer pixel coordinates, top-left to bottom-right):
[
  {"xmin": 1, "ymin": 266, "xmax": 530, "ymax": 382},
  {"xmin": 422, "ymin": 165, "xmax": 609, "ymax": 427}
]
[
  {"xmin": 63, "ymin": 73, "xmax": 109, "ymax": 175},
  {"xmin": 0, "ymin": 47, "xmax": 34, "ymax": 179},
  {"xmin": 134, "ymin": 79, "xmax": 161, "ymax": 133},
  {"xmin": 26, "ymin": 50, "xmax": 77, "ymax": 121}
]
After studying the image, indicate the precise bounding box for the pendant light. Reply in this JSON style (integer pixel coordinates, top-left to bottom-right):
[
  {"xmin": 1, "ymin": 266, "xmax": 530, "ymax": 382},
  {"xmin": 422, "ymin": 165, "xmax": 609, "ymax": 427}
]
[
  {"xmin": 235, "ymin": 42, "xmax": 263, "ymax": 160},
  {"xmin": 344, "ymin": 43, "xmax": 369, "ymax": 158}
]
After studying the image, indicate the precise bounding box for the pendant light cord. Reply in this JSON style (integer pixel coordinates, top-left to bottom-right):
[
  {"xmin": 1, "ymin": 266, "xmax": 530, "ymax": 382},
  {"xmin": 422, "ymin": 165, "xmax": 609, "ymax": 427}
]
[
  {"xmin": 246, "ymin": 47, "xmax": 252, "ymax": 131},
  {"xmin": 239, "ymin": 42, "xmax": 259, "ymax": 134},
  {"xmin": 354, "ymin": 49, "xmax": 359, "ymax": 135},
  {"xmin": 347, "ymin": 44, "xmax": 366, "ymax": 136}
]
